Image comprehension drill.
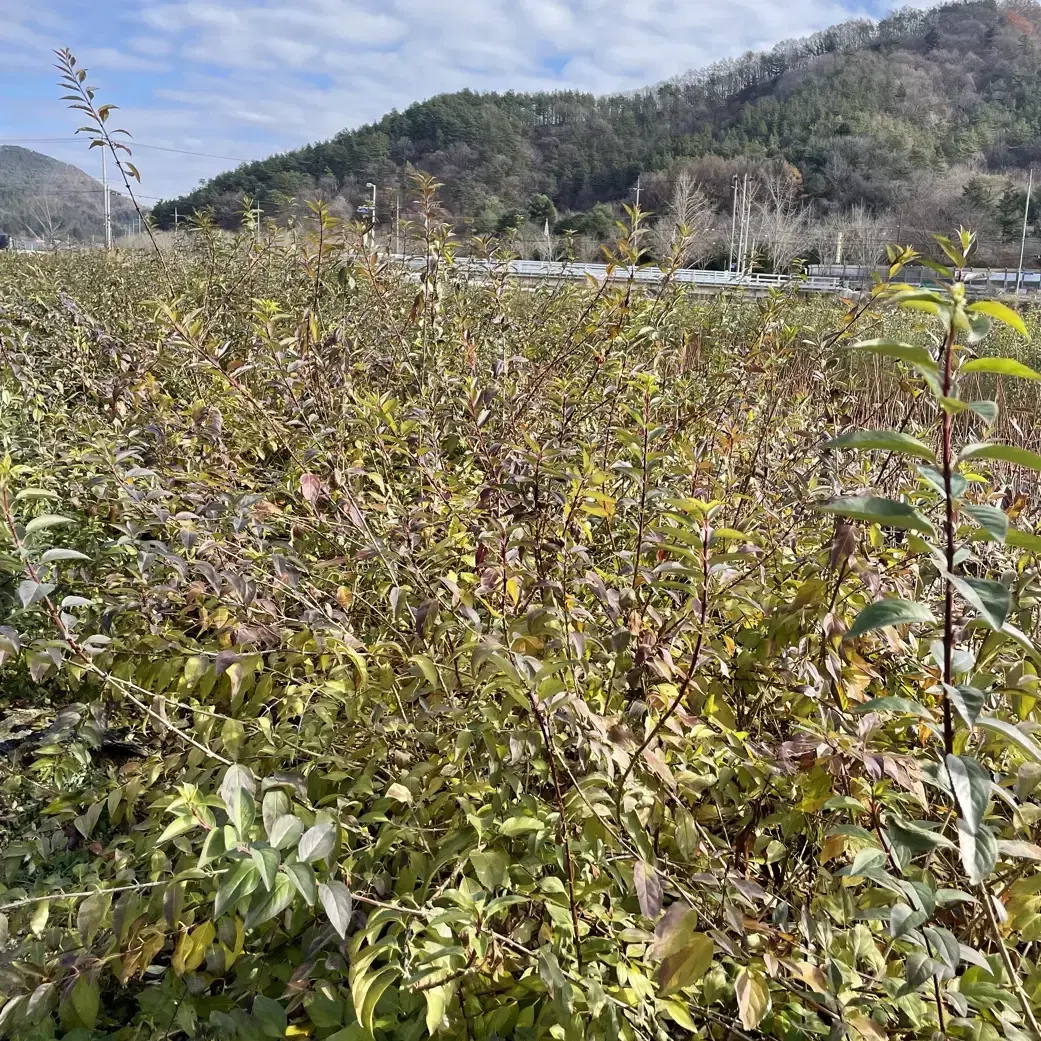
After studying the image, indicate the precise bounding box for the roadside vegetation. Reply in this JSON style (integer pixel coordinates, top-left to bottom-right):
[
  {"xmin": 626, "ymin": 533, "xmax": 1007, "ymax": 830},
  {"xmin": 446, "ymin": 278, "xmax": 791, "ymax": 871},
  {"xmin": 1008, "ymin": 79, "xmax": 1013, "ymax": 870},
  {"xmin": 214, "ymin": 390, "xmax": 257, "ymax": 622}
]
[{"xmin": 4, "ymin": 193, "xmax": 1041, "ymax": 1041}]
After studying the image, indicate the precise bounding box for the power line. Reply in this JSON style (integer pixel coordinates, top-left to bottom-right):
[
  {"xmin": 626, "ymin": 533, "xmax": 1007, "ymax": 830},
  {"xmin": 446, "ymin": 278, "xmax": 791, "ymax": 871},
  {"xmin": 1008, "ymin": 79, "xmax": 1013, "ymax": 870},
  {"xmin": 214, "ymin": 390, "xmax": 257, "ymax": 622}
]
[
  {"xmin": 0, "ymin": 185, "xmax": 162, "ymax": 200},
  {"xmin": 0, "ymin": 137, "xmax": 249, "ymax": 163}
]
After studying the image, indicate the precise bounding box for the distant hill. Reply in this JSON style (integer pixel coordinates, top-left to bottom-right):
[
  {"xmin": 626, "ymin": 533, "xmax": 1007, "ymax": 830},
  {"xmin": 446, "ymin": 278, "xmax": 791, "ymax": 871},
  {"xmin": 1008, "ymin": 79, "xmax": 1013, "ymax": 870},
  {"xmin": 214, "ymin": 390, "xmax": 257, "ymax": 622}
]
[
  {"xmin": 0, "ymin": 146, "xmax": 137, "ymax": 245},
  {"xmin": 152, "ymin": 0, "xmax": 1041, "ymax": 265}
]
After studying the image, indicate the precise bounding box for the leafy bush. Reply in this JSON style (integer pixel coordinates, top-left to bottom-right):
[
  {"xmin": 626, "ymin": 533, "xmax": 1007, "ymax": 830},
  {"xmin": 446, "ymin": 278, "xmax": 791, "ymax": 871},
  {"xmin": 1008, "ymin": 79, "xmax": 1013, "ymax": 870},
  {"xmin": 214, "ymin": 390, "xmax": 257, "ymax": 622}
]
[{"xmin": 3, "ymin": 203, "xmax": 1041, "ymax": 1041}]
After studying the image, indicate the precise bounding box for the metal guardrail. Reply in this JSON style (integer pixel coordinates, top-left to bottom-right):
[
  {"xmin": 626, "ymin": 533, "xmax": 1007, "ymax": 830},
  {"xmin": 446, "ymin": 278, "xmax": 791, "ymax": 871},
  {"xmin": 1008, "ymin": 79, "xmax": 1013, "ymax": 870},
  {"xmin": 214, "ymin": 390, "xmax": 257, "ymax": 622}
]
[
  {"xmin": 809, "ymin": 264, "xmax": 1041, "ymax": 293},
  {"xmin": 395, "ymin": 256, "xmax": 846, "ymax": 293}
]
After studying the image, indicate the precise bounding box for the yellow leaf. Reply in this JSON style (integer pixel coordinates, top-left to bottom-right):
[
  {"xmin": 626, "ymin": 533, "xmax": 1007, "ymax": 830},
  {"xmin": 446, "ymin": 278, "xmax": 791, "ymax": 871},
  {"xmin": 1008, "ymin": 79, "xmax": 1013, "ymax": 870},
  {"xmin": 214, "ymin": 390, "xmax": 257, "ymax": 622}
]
[
  {"xmin": 424, "ymin": 982, "xmax": 455, "ymax": 1034},
  {"xmin": 967, "ymin": 299, "xmax": 1030, "ymax": 339},
  {"xmin": 789, "ymin": 960, "xmax": 829, "ymax": 994},
  {"xmin": 819, "ymin": 837, "xmax": 858, "ymax": 874},
  {"xmin": 735, "ymin": 968, "xmax": 770, "ymax": 1030},
  {"xmin": 172, "ymin": 930, "xmax": 191, "ymax": 976},
  {"xmin": 848, "ymin": 1012, "xmax": 888, "ymax": 1041},
  {"xmin": 174, "ymin": 920, "xmax": 214, "ymax": 975}
]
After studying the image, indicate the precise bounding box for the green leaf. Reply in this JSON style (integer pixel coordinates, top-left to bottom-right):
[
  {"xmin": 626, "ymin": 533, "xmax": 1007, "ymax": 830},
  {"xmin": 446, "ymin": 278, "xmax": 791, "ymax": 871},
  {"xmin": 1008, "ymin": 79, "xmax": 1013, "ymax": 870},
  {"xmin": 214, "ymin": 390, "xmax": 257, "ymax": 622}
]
[
  {"xmin": 230, "ymin": 786, "xmax": 256, "ymax": 839},
  {"xmin": 966, "ymin": 301, "xmax": 1030, "ymax": 339},
  {"xmin": 268, "ymin": 814, "xmax": 304, "ymax": 851},
  {"xmin": 900, "ymin": 952, "xmax": 947, "ymax": 996},
  {"xmin": 977, "ymin": 716, "xmax": 1041, "ymax": 763},
  {"xmin": 1007, "ymin": 529, "xmax": 1041, "ymax": 554},
  {"xmin": 821, "ymin": 496, "xmax": 935, "ymax": 537},
  {"xmin": 537, "ymin": 948, "xmax": 568, "ymax": 997},
  {"xmin": 319, "ymin": 881, "xmax": 354, "ymax": 938},
  {"xmin": 654, "ymin": 907, "xmax": 715, "ymax": 996},
  {"xmin": 298, "ymin": 821, "xmax": 336, "ymax": 864},
  {"xmin": 60, "ymin": 976, "xmax": 99, "ymax": 1032},
  {"xmin": 249, "ymin": 845, "xmax": 280, "ymax": 891},
  {"xmin": 847, "ymin": 598, "xmax": 935, "ymax": 638},
  {"xmin": 969, "ymin": 400, "xmax": 999, "ymax": 424},
  {"xmin": 850, "ymin": 338, "xmax": 937, "ymax": 372},
  {"xmin": 351, "ymin": 965, "xmax": 399, "ymax": 1039},
  {"xmin": 963, "ymin": 504, "xmax": 1008, "ymax": 544},
  {"xmin": 18, "ymin": 580, "xmax": 55, "ymax": 608},
  {"xmin": 39, "ymin": 548, "xmax": 91, "ymax": 563},
  {"xmin": 930, "ymin": 640, "xmax": 974, "ymax": 677},
  {"xmin": 252, "ymin": 995, "xmax": 287, "ymax": 1039},
  {"xmin": 469, "ymin": 850, "xmax": 509, "ymax": 890},
  {"xmin": 199, "ymin": 826, "xmax": 227, "ymax": 868},
  {"xmin": 849, "ymin": 847, "xmax": 886, "ymax": 877},
  {"xmin": 23, "ymin": 514, "xmax": 74, "ymax": 536},
  {"xmin": 950, "ymin": 575, "xmax": 1010, "ymax": 631},
  {"xmin": 245, "ymin": 874, "xmax": 296, "ymax": 930},
  {"xmin": 285, "ymin": 862, "xmax": 317, "ymax": 905},
  {"xmin": 220, "ymin": 764, "xmax": 256, "ymax": 811},
  {"xmin": 215, "ymin": 859, "xmax": 261, "ymax": 918},
  {"xmin": 919, "ymin": 464, "xmax": 966, "ymax": 500},
  {"xmin": 946, "ymin": 684, "xmax": 986, "ymax": 728},
  {"xmin": 13, "ymin": 488, "xmax": 59, "ymax": 502},
  {"xmin": 891, "ymin": 903, "xmax": 927, "ymax": 938},
  {"xmin": 855, "ymin": 696, "xmax": 934, "ymax": 719},
  {"xmin": 499, "ymin": 816, "xmax": 544, "ymax": 837},
  {"xmin": 923, "ymin": 926, "xmax": 960, "ymax": 974},
  {"xmin": 957, "ymin": 820, "xmax": 998, "ymax": 884},
  {"xmin": 157, "ymin": 814, "xmax": 198, "ymax": 844},
  {"xmin": 824, "ymin": 430, "xmax": 936, "ymax": 463},
  {"xmin": 76, "ymin": 890, "xmax": 111, "ymax": 945},
  {"xmin": 946, "ymin": 754, "xmax": 991, "ymax": 834},
  {"xmin": 959, "ymin": 442, "xmax": 1041, "ymax": 470},
  {"xmin": 997, "ymin": 839, "xmax": 1041, "ymax": 861},
  {"xmin": 886, "ymin": 817, "xmax": 954, "ymax": 853},
  {"xmin": 735, "ymin": 968, "xmax": 770, "ymax": 1030},
  {"xmin": 962, "ymin": 356, "xmax": 1041, "ymax": 380}
]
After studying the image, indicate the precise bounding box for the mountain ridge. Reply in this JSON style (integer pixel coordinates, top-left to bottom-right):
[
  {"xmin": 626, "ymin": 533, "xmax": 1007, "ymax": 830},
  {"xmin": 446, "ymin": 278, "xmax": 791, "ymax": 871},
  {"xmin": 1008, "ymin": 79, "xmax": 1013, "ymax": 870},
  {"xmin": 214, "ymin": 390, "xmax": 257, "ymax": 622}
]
[
  {"xmin": 151, "ymin": 0, "xmax": 1041, "ymax": 265},
  {"xmin": 0, "ymin": 145, "xmax": 136, "ymax": 245}
]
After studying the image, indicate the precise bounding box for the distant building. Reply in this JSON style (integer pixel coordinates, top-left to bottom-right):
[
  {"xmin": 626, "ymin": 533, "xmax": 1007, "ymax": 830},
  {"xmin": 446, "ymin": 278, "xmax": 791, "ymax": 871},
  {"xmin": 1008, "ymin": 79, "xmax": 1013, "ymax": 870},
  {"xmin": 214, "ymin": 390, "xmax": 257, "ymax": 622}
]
[{"xmin": 0, "ymin": 233, "xmax": 8, "ymax": 250}]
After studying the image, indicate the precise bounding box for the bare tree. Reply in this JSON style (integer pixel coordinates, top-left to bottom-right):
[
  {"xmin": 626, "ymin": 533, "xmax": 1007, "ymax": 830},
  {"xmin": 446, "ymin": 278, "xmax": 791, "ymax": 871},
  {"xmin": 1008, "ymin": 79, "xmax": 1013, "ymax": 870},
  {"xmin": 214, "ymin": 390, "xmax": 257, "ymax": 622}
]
[
  {"xmin": 806, "ymin": 213, "xmax": 845, "ymax": 269},
  {"xmin": 650, "ymin": 172, "xmax": 718, "ymax": 267},
  {"xmin": 24, "ymin": 194, "xmax": 64, "ymax": 247},
  {"xmin": 514, "ymin": 222, "xmax": 561, "ymax": 260},
  {"xmin": 843, "ymin": 202, "xmax": 889, "ymax": 268},
  {"xmin": 751, "ymin": 170, "xmax": 808, "ymax": 272}
]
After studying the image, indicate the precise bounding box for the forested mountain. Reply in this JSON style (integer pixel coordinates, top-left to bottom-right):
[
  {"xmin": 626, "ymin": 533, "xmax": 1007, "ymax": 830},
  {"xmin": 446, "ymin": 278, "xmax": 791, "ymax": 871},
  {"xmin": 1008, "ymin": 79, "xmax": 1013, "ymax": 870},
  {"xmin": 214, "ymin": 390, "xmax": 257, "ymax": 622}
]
[
  {"xmin": 0, "ymin": 147, "xmax": 136, "ymax": 245},
  {"xmin": 153, "ymin": 0, "xmax": 1041, "ymax": 265}
]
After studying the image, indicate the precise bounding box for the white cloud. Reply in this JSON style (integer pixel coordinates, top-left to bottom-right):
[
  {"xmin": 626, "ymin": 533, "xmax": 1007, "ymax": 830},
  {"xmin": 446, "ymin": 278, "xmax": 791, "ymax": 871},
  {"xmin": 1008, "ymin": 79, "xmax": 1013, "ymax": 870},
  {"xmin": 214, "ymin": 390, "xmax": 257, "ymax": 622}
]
[{"xmin": 0, "ymin": 0, "xmax": 944, "ymax": 200}]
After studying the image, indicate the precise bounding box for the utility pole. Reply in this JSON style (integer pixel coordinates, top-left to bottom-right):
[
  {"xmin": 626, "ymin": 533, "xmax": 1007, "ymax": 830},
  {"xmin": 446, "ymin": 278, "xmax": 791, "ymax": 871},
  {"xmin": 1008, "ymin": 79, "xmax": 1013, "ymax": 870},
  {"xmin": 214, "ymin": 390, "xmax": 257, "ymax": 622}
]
[
  {"xmin": 729, "ymin": 176, "xmax": 739, "ymax": 273},
  {"xmin": 101, "ymin": 149, "xmax": 112, "ymax": 250},
  {"xmin": 174, "ymin": 207, "xmax": 179, "ymax": 232},
  {"xmin": 736, "ymin": 174, "xmax": 750, "ymax": 276},
  {"xmin": 395, "ymin": 191, "xmax": 401, "ymax": 256},
  {"xmin": 634, "ymin": 175, "xmax": 642, "ymax": 210},
  {"xmin": 365, "ymin": 182, "xmax": 377, "ymax": 249},
  {"xmin": 1017, "ymin": 167, "xmax": 1033, "ymax": 297},
  {"xmin": 743, "ymin": 177, "xmax": 755, "ymax": 274}
]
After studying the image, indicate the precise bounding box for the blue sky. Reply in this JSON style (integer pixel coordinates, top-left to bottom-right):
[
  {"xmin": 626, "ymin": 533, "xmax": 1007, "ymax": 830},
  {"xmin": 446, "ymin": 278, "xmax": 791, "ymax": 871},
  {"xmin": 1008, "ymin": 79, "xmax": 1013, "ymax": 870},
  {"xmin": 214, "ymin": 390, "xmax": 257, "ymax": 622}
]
[{"xmin": 1, "ymin": 0, "xmax": 938, "ymax": 202}]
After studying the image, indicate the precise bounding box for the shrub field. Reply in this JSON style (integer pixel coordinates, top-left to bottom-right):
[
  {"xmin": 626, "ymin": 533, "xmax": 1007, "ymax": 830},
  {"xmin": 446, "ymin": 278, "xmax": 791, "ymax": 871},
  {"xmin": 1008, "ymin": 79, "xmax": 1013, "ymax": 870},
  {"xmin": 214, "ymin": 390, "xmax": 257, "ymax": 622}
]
[{"xmin": 3, "ymin": 214, "xmax": 1041, "ymax": 1041}]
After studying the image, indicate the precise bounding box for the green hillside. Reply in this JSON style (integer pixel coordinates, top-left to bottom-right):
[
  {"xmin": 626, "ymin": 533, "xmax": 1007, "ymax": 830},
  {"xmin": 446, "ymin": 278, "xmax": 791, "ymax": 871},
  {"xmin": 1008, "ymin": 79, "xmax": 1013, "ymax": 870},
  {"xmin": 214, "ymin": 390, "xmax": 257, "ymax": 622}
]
[{"xmin": 153, "ymin": 0, "xmax": 1041, "ymax": 257}]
